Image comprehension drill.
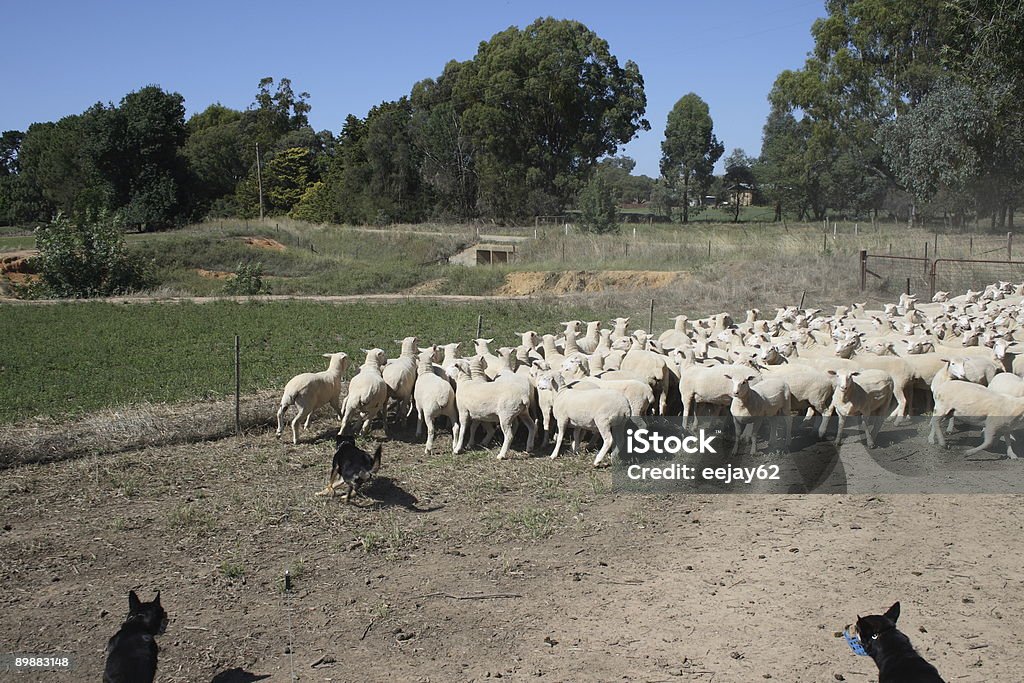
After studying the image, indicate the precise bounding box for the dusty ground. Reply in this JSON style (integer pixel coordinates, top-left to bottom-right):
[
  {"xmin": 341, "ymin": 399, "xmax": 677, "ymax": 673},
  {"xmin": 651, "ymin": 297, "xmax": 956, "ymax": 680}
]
[
  {"xmin": 499, "ymin": 271, "xmax": 683, "ymax": 296},
  {"xmin": 243, "ymin": 237, "xmax": 288, "ymax": 251},
  {"xmin": 1, "ymin": 412, "xmax": 1022, "ymax": 682}
]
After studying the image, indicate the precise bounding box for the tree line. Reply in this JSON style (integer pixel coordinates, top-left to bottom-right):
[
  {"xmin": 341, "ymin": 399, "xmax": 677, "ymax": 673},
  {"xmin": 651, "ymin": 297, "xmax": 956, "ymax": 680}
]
[
  {"xmin": 1, "ymin": 5, "xmax": 1021, "ymax": 231},
  {"xmin": 0, "ymin": 18, "xmax": 648, "ymax": 230}
]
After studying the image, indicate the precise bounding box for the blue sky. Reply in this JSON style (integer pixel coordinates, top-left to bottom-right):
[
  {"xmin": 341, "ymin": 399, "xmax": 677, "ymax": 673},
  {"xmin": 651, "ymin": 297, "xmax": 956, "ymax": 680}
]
[{"xmin": 3, "ymin": 0, "xmax": 824, "ymax": 177}]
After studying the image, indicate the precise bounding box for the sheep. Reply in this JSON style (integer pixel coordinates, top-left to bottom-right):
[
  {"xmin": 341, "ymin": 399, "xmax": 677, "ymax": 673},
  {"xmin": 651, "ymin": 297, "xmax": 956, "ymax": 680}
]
[
  {"xmin": 414, "ymin": 349, "xmax": 459, "ymax": 455},
  {"xmin": 947, "ymin": 355, "xmax": 1001, "ymax": 386},
  {"xmin": 657, "ymin": 315, "xmax": 691, "ymax": 351},
  {"xmin": 473, "ymin": 338, "xmax": 502, "ymax": 379},
  {"xmin": 762, "ymin": 364, "xmax": 835, "ymax": 438},
  {"xmin": 828, "ymin": 370, "xmax": 894, "ymax": 448},
  {"xmin": 987, "ymin": 372, "xmax": 1024, "ymax": 398},
  {"xmin": 450, "ymin": 357, "xmax": 535, "ymax": 460},
  {"xmin": 382, "ymin": 336, "xmax": 419, "ymax": 427},
  {"xmin": 576, "ymin": 321, "xmax": 603, "ymax": 354},
  {"xmin": 678, "ymin": 352, "xmax": 763, "ymax": 427},
  {"xmin": 539, "ymin": 333, "xmax": 566, "ymax": 370},
  {"xmin": 930, "ymin": 378, "xmax": 1024, "ymax": 458},
  {"xmin": 536, "ymin": 372, "xmax": 631, "ymax": 466},
  {"xmin": 610, "ymin": 317, "xmax": 631, "ymax": 342},
  {"xmin": 723, "ymin": 373, "xmax": 791, "ymax": 455},
  {"xmin": 339, "ymin": 349, "xmax": 389, "ymax": 436},
  {"xmin": 560, "ymin": 356, "xmax": 654, "ymax": 416},
  {"xmin": 276, "ymin": 352, "xmax": 350, "ymax": 445},
  {"xmin": 619, "ymin": 340, "xmax": 672, "ymax": 414}
]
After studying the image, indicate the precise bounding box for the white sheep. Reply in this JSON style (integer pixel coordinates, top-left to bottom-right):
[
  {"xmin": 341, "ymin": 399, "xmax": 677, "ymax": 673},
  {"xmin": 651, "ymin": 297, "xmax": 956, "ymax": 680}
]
[
  {"xmin": 618, "ymin": 340, "xmax": 672, "ymax": 414},
  {"xmin": 450, "ymin": 357, "xmax": 535, "ymax": 459},
  {"xmin": 414, "ymin": 348, "xmax": 459, "ymax": 455},
  {"xmin": 576, "ymin": 321, "xmax": 603, "ymax": 354},
  {"xmin": 382, "ymin": 336, "xmax": 419, "ymax": 427},
  {"xmin": 930, "ymin": 378, "xmax": 1024, "ymax": 458},
  {"xmin": 276, "ymin": 352, "xmax": 350, "ymax": 445},
  {"xmin": 561, "ymin": 356, "xmax": 654, "ymax": 416},
  {"xmin": 723, "ymin": 374, "xmax": 791, "ymax": 455},
  {"xmin": 762, "ymin": 364, "xmax": 834, "ymax": 438},
  {"xmin": 828, "ymin": 370, "xmax": 894, "ymax": 448},
  {"xmin": 678, "ymin": 353, "xmax": 762, "ymax": 427},
  {"xmin": 537, "ymin": 372, "xmax": 631, "ymax": 466},
  {"xmin": 987, "ymin": 372, "xmax": 1024, "ymax": 398},
  {"xmin": 339, "ymin": 349, "xmax": 389, "ymax": 436}
]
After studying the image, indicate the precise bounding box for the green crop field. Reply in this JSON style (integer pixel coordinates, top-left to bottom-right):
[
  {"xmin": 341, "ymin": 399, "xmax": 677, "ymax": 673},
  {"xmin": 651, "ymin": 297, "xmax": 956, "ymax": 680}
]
[{"xmin": 0, "ymin": 299, "xmax": 604, "ymax": 424}]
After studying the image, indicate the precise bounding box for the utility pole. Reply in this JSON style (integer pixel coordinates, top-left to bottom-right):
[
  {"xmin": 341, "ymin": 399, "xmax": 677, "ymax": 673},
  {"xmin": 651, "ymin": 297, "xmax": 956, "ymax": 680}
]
[{"xmin": 255, "ymin": 143, "xmax": 265, "ymax": 221}]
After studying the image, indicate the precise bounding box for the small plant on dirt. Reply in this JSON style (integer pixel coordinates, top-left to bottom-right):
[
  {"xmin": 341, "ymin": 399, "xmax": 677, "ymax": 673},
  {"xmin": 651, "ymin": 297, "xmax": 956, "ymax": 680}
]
[
  {"xmin": 223, "ymin": 260, "xmax": 270, "ymax": 295},
  {"xmin": 220, "ymin": 561, "xmax": 245, "ymax": 579},
  {"xmin": 167, "ymin": 503, "xmax": 214, "ymax": 533}
]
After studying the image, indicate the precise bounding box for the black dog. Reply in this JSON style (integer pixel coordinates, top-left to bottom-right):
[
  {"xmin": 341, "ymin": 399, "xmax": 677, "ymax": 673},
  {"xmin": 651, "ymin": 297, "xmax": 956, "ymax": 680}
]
[
  {"xmin": 845, "ymin": 602, "xmax": 945, "ymax": 682},
  {"xmin": 315, "ymin": 436, "xmax": 382, "ymax": 502},
  {"xmin": 103, "ymin": 590, "xmax": 168, "ymax": 683}
]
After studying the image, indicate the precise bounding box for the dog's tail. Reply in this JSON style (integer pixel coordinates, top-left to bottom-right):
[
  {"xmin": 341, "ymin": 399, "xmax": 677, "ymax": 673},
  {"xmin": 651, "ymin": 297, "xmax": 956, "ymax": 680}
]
[{"xmin": 371, "ymin": 444, "xmax": 383, "ymax": 473}]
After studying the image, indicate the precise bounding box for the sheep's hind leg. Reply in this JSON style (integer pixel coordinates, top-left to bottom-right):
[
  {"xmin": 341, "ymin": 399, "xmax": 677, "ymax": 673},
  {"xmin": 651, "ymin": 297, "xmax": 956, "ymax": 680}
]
[
  {"xmin": 276, "ymin": 403, "xmax": 288, "ymax": 438},
  {"xmin": 496, "ymin": 417, "xmax": 515, "ymax": 460},
  {"xmin": 291, "ymin": 408, "xmax": 309, "ymax": 445}
]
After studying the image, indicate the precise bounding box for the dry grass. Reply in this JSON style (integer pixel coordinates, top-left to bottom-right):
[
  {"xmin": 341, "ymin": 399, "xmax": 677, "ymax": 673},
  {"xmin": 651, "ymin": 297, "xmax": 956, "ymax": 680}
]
[{"xmin": 0, "ymin": 389, "xmax": 279, "ymax": 469}]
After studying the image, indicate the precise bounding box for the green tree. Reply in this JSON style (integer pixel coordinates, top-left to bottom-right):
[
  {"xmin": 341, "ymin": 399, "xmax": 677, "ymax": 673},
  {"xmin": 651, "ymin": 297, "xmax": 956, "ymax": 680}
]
[
  {"xmin": 723, "ymin": 149, "xmax": 756, "ymax": 223},
  {"xmin": 577, "ymin": 170, "xmax": 619, "ymax": 233},
  {"xmin": 757, "ymin": 109, "xmax": 810, "ymax": 221},
  {"xmin": 183, "ymin": 104, "xmax": 248, "ymax": 216},
  {"xmin": 30, "ymin": 212, "xmax": 154, "ymax": 298},
  {"xmin": 455, "ymin": 17, "xmax": 649, "ymax": 220},
  {"xmin": 660, "ymin": 94, "xmax": 723, "ymax": 223}
]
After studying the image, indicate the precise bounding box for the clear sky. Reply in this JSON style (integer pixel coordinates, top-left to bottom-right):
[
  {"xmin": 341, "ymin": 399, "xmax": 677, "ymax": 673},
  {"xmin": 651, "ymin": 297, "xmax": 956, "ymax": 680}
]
[{"xmin": 2, "ymin": 0, "xmax": 825, "ymax": 177}]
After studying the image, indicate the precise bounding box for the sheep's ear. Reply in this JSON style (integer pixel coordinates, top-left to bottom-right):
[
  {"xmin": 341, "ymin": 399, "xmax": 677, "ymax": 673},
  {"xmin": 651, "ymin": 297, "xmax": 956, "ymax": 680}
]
[
  {"xmin": 723, "ymin": 373, "xmax": 732, "ymax": 380},
  {"xmin": 322, "ymin": 353, "xmax": 333, "ymax": 358},
  {"xmin": 826, "ymin": 370, "xmax": 837, "ymax": 376},
  {"xmin": 850, "ymin": 371, "xmax": 861, "ymax": 377}
]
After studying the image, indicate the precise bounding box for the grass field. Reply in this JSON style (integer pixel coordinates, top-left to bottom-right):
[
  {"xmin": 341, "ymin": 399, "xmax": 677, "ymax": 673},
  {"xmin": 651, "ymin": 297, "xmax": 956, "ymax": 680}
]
[{"xmin": 0, "ymin": 299, "xmax": 604, "ymax": 424}]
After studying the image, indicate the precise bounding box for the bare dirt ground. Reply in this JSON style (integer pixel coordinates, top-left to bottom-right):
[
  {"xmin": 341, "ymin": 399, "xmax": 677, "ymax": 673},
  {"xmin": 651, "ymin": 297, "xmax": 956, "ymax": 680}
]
[
  {"xmin": 2, "ymin": 412, "xmax": 1022, "ymax": 682},
  {"xmin": 499, "ymin": 270, "xmax": 683, "ymax": 296}
]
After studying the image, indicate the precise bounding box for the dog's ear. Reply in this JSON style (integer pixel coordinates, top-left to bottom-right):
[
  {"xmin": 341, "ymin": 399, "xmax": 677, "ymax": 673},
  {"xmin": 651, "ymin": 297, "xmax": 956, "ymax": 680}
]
[
  {"xmin": 129, "ymin": 590, "xmax": 141, "ymax": 612},
  {"xmin": 154, "ymin": 591, "xmax": 161, "ymax": 606},
  {"xmin": 884, "ymin": 601, "xmax": 900, "ymax": 624}
]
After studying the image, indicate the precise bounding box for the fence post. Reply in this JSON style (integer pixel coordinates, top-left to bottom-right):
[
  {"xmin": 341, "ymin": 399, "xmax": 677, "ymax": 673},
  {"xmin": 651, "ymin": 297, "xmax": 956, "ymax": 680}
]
[
  {"xmin": 969, "ymin": 235, "xmax": 973, "ymax": 256},
  {"xmin": 929, "ymin": 261, "xmax": 937, "ymax": 300},
  {"xmin": 649, "ymin": 299, "xmax": 655, "ymax": 333},
  {"xmin": 906, "ymin": 277, "xmax": 911, "ymax": 296},
  {"xmin": 234, "ymin": 335, "xmax": 241, "ymax": 435},
  {"xmin": 859, "ymin": 249, "xmax": 867, "ymax": 291},
  {"xmin": 1008, "ymin": 232, "xmax": 1013, "ymax": 261},
  {"xmin": 933, "ymin": 232, "xmax": 938, "ymax": 258},
  {"xmin": 923, "ymin": 242, "xmax": 929, "ymax": 276},
  {"xmin": 708, "ymin": 239, "xmax": 711, "ymax": 258},
  {"xmin": 476, "ymin": 315, "xmax": 483, "ymax": 339}
]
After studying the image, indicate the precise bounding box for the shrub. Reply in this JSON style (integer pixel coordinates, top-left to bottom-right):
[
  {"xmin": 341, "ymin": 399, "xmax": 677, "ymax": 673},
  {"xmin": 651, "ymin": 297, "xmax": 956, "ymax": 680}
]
[
  {"xmin": 223, "ymin": 261, "xmax": 270, "ymax": 295},
  {"xmin": 29, "ymin": 212, "xmax": 155, "ymax": 298},
  {"xmin": 577, "ymin": 173, "xmax": 620, "ymax": 234}
]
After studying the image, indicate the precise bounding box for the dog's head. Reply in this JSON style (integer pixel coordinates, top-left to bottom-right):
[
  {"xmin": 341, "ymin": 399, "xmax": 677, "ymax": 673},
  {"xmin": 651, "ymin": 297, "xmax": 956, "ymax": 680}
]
[
  {"xmin": 845, "ymin": 601, "xmax": 900, "ymax": 657},
  {"xmin": 126, "ymin": 590, "xmax": 167, "ymax": 636}
]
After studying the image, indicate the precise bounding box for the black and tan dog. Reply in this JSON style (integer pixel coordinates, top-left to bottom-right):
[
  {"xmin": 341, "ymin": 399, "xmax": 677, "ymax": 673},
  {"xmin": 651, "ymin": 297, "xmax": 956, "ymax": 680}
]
[
  {"xmin": 844, "ymin": 602, "xmax": 945, "ymax": 683},
  {"xmin": 103, "ymin": 590, "xmax": 168, "ymax": 683},
  {"xmin": 316, "ymin": 435, "xmax": 382, "ymax": 501}
]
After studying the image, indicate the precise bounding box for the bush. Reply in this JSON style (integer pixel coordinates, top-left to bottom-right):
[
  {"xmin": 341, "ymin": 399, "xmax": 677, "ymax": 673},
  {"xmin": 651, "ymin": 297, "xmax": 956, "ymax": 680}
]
[
  {"xmin": 577, "ymin": 173, "xmax": 620, "ymax": 234},
  {"xmin": 223, "ymin": 261, "xmax": 270, "ymax": 295},
  {"xmin": 29, "ymin": 212, "xmax": 155, "ymax": 298}
]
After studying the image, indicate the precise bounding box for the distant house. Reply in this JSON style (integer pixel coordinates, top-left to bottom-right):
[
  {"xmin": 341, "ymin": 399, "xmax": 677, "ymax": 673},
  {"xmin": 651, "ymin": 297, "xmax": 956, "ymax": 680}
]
[{"xmin": 726, "ymin": 183, "xmax": 755, "ymax": 207}]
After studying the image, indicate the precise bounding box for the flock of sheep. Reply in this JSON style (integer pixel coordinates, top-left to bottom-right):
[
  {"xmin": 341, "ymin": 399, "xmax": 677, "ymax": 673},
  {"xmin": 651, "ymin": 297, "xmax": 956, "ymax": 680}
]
[{"xmin": 275, "ymin": 281, "xmax": 1024, "ymax": 465}]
